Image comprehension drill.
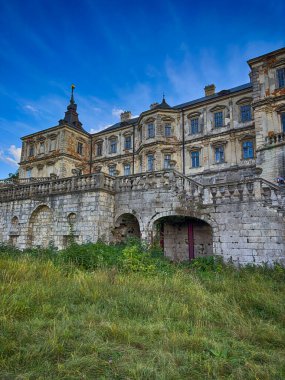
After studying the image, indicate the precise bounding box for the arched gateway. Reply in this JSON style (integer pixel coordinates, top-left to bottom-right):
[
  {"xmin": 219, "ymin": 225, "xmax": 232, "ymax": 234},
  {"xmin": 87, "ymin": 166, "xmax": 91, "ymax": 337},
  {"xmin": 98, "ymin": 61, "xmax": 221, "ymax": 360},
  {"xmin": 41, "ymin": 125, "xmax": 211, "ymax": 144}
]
[
  {"xmin": 27, "ymin": 205, "xmax": 53, "ymax": 248},
  {"xmin": 112, "ymin": 213, "xmax": 141, "ymax": 243},
  {"xmin": 153, "ymin": 215, "xmax": 214, "ymax": 261}
]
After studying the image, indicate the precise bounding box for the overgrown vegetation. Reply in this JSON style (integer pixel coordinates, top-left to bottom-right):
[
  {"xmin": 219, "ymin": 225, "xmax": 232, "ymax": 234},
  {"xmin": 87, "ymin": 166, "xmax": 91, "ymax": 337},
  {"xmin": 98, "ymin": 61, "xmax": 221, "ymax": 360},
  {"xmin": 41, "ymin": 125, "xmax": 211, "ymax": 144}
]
[{"xmin": 0, "ymin": 241, "xmax": 284, "ymax": 379}]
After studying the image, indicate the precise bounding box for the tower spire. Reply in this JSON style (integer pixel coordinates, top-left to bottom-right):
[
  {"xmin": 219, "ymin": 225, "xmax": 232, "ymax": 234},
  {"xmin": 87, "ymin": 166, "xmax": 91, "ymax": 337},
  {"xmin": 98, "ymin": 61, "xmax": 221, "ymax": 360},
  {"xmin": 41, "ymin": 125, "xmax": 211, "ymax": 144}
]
[
  {"xmin": 58, "ymin": 84, "xmax": 83, "ymax": 129},
  {"xmin": 70, "ymin": 84, "xmax": 75, "ymax": 104}
]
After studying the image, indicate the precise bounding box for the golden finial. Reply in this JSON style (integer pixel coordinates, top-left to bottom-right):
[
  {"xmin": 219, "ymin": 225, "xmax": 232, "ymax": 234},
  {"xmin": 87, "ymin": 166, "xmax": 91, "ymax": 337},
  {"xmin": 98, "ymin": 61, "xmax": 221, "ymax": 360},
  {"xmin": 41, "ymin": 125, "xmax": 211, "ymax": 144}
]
[{"xmin": 71, "ymin": 84, "xmax": 75, "ymax": 90}]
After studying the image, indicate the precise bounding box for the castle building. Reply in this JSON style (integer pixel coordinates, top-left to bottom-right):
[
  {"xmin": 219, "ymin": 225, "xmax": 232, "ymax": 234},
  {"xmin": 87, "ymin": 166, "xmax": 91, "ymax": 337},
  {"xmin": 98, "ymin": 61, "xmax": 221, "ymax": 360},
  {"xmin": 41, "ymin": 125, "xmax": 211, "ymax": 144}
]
[
  {"xmin": 1, "ymin": 47, "xmax": 285, "ymax": 265},
  {"xmin": 18, "ymin": 48, "xmax": 285, "ymax": 185}
]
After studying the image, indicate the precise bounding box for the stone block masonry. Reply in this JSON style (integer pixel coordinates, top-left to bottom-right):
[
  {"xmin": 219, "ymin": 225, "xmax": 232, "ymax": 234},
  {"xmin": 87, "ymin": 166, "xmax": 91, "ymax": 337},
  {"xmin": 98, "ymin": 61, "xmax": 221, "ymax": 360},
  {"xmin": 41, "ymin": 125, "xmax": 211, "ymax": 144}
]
[{"xmin": 0, "ymin": 169, "xmax": 285, "ymax": 265}]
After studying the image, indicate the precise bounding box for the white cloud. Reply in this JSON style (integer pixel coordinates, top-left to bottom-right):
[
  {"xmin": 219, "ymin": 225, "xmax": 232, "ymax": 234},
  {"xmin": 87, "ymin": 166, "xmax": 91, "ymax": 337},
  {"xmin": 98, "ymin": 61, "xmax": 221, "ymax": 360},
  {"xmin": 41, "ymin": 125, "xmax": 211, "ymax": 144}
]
[
  {"xmin": 0, "ymin": 144, "xmax": 21, "ymax": 168},
  {"xmin": 112, "ymin": 108, "xmax": 124, "ymax": 118},
  {"xmin": 9, "ymin": 145, "xmax": 22, "ymax": 162},
  {"xmin": 24, "ymin": 104, "xmax": 39, "ymax": 113}
]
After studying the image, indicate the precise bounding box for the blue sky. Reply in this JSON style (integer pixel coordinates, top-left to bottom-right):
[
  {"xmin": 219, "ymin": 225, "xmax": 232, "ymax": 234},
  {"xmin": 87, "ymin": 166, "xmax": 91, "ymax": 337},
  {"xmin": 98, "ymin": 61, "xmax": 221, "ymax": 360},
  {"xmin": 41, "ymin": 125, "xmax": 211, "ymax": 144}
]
[{"xmin": 0, "ymin": 0, "xmax": 284, "ymax": 178}]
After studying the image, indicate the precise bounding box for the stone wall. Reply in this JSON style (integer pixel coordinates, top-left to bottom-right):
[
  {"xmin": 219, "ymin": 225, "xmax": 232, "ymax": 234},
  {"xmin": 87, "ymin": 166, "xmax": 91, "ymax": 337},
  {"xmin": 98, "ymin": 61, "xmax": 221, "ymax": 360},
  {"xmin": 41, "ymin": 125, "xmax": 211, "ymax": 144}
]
[{"xmin": 1, "ymin": 170, "xmax": 285, "ymax": 265}]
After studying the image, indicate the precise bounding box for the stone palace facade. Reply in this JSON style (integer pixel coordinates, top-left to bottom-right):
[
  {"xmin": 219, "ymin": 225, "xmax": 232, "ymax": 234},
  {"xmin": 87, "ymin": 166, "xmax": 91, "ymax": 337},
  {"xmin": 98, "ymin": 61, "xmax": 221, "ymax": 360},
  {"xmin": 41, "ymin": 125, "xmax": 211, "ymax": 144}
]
[{"xmin": 1, "ymin": 47, "xmax": 285, "ymax": 265}]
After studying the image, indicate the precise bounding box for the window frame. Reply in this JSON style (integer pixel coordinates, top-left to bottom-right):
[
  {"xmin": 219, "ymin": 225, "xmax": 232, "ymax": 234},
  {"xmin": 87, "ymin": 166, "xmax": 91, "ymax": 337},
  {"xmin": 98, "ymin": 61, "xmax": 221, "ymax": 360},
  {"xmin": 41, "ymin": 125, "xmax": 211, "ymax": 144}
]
[
  {"xmin": 277, "ymin": 67, "xmax": 285, "ymax": 89},
  {"xmin": 147, "ymin": 123, "xmax": 155, "ymax": 139},
  {"xmin": 77, "ymin": 142, "xmax": 83, "ymax": 155},
  {"xmin": 190, "ymin": 118, "xmax": 199, "ymax": 135},
  {"xmin": 281, "ymin": 112, "xmax": 285, "ymax": 133},
  {"xmin": 28, "ymin": 144, "xmax": 34, "ymax": 157},
  {"xmin": 191, "ymin": 151, "xmax": 200, "ymax": 168},
  {"xmin": 164, "ymin": 154, "xmax": 171, "ymax": 169},
  {"xmin": 124, "ymin": 163, "xmax": 131, "ymax": 176},
  {"xmin": 214, "ymin": 111, "xmax": 224, "ymax": 128},
  {"xmin": 240, "ymin": 104, "xmax": 252, "ymax": 123},
  {"xmin": 108, "ymin": 165, "xmax": 116, "ymax": 176},
  {"xmin": 97, "ymin": 142, "xmax": 103, "ymax": 156},
  {"xmin": 124, "ymin": 136, "xmax": 132, "ymax": 150},
  {"xmin": 214, "ymin": 145, "xmax": 225, "ymax": 164},
  {"xmin": 147, "ymin": 154, "xmax": 155, "ymax": 171},
  {"xmin": 242, "ymin": 140, "xmax": 254, "ymax": 160},
  {"xmin": 164, "ymin": 123, "xmax": 172, "ymax": 137},
  {"xmin": 39, "ymin": 142, "xmax": 45, "ymax": 154},
  {"xmin": 109, "ymin": 139, "xmax": 117, "ymax": 154}
]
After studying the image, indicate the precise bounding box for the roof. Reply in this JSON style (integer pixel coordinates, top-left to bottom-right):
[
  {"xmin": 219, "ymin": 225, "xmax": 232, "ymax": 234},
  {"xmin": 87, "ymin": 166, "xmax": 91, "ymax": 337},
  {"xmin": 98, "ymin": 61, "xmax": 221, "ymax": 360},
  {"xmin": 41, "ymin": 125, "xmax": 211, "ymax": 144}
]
[
  {"xmin": 173, "ymin": 83, "xmax": 252, "ymax": 109},
  {"xmin": 93, "ymin": 82, "xmax": 252, "ymax": 135},
  {"xmin": 247, "ymin": 47, "xmax": 285, "ymax": 66},
  {"xmin": 101, "ymin": 117, "xmax": 139, "ymax": 133}
]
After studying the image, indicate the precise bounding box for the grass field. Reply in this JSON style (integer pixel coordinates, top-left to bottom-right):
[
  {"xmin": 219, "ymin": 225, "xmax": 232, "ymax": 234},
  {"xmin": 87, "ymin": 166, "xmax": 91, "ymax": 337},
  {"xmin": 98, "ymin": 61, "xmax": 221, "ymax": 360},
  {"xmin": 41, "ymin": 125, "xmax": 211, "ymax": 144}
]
[{"xmin": 0, "ymin": 242, "xmax": 284, "ymax": 379}]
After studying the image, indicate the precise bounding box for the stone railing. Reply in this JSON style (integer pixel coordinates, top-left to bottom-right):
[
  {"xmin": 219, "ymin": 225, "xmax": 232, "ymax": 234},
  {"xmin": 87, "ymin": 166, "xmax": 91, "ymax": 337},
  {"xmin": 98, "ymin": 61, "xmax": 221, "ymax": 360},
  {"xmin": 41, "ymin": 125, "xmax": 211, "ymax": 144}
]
[
  {"xmin": 0, "ymin": 173, "xmax": 115, "ymax": 202},
  {"xmin": 204, "ymin": 177, "xmax": 284, "ymax": 208},
  {"xmin": 116, "ymin": 169, "xmax": 204, "ymax": 199},
  {"xmin": 265, "ymin": 132, "xmax": 285, "ymax": 146},
  {"xmin": 1, "ymin": 170, "xmax": 285, "ymax": 212},
  {"xmin": 0, "ymin": 176, "xmax": 51, "ymax": 188}
]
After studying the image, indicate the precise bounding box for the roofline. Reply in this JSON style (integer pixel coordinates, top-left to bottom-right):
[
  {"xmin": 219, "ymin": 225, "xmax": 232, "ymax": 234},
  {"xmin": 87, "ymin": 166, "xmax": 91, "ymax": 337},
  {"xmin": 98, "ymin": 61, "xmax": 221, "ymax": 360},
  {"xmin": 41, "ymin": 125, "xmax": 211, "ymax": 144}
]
[
  {"xmin": 173, "ymin": 83, "xmax": 252, "ymax": 110},
  {"xmin": 21, "ymin": 123, "xmax": 90, "ymax": 140},
  {"xmin": 247, "ymin": 47, "xmax": 285, "ymax": 66}
]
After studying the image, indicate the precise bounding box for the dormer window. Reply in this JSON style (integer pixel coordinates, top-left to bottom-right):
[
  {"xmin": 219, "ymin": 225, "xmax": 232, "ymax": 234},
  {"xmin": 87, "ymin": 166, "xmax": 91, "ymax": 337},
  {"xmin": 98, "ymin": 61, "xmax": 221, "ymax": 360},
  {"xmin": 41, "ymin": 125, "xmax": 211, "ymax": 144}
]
[
  {"xmin": 277, "ymin": 68, "xmax": 285, "ymax": 89},
  {"xmin": 214, "ymin": 112, "xmax": 223, "ymax": 128},
  {"xmin": 77, "ymin": 142, "xmax": 83, "ymax": 155},
  {"xmin": 164, "ymin": 123, "xmax": 171, "ymax": 137},
  {"xmin": 147, "ymin": 123, "xmax": 155, "ymax": 138},
  {"xmin": 240, "ymin": 104, "xmax": 252, "ymax": 122}
]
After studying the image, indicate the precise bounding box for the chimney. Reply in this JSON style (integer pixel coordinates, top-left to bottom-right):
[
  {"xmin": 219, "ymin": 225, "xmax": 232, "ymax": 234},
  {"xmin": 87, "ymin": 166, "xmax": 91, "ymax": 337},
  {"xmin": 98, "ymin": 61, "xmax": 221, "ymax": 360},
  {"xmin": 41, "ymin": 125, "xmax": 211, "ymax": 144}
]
[
  {"xmin": 150, "ymin": 102, "xmax": 159, "ymax": 109},
  {"xmin": 120, "ymin": 111, "xmax": 132, "ymax": 122},
  {"xmin": 204, "ymin": 84, "xmax": 216, "ymax": 97}
]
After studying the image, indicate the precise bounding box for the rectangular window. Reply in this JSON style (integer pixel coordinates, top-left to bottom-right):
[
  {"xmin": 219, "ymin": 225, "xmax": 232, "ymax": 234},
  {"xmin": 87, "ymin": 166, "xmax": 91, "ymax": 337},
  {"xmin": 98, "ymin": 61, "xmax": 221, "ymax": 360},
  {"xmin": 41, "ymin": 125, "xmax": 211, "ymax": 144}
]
[
  {"xmin": 242, "ymin": 141, "xmax": 254, "ymax": 159},
  {"xmin": 50, "ymin": 139, "xmax": 56, "ymax": 151},
  {"xmin": 240, "ymin": 105, "xmax": 252, "ymax": 122},
  {"xmin": 277, "ymin": 68, "xmax": 285, "ymax": 89},
  {"xmin": 29, "ymin": 145, "xmax": 34, "ymax": 157},
  {"xmin": 97, "ymin": 143, "xmax": 102, "ymax": 156},
  {"xmin": 109, "ymin": 166, "xmax": 116, "ymax": 176},
  {"xmin": 77, "ymin": 142, "xmax": 83, "ymax": 155},
  {"xmin": 190, "ymin": 118, "xmax": 199, "ymax": 134},
  {"xmin": 26, "ymin": 168, "xmax": 32, "ymax": 178},
  {"xmin": 124, "ymin": 163, "xmax": 131, "ymax": 176},
  {"xmin": 139, "ymin": 157, "xmax": 142, "ymax": 173},
  {"xmin": 148, "ymin": 123, "xmax": 155, "ymax": 138},
  {"xmin": 124, "ymin": 136, "xmax": 132, "ymax": 150},
  {"xmin": 147, "ymin": 154, "xmax": 154, "ymax": 171},
  {"xmin": 281, "ymin": 112, "xmax": 285, "ymax": 133},
  {"xmin": 214, "ymin": 112, "xmax": 223, "ymax": 128},
  {"xmin": 110, "ymin": 140, "xmax": 117, "ymax": 154},
  {"xmin": 165, "ymin": 123, "xmax": 171, "ymax": 137},
  {"xmin": 191, "ymin": 151, "xmax": 200, "ymax": 168},
  {"xmin": 164, "ymin": 154, "xmax": 171, "ymax": 169},
  {"xmin": 39, "ymin": 142, "xmax": 45, "ymax": 154},
  {"xmin": 215, "ymin": 146, "xmax": 225, "ymax": 163}
]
